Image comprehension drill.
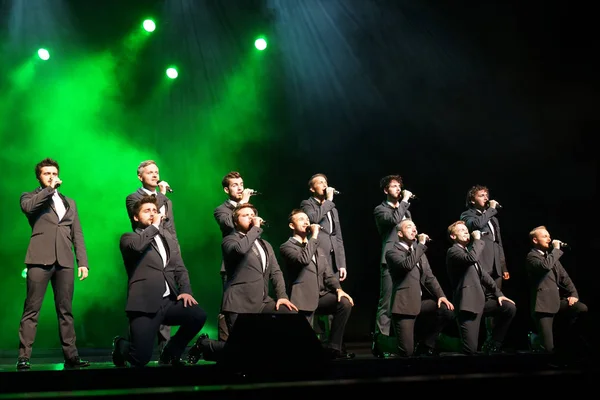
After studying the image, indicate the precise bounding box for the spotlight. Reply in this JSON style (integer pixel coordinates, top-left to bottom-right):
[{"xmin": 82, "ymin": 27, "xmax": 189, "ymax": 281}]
[
  {"xmin": 166, "ymin": 67, "xmax": 178, "ymax": 79},
  {"xmin": 254, "ymin": 38, "xmax": 267, "ymax": 51},
  {"xmin": 143, "ymin": 19, "xmax": 156, "ymax": 33},
  {"xmin": 21, "ymin": 268, "xmax": 27, "ymax": 279},
  {"xmin": 37, "ymin": 48, "xmax": 50, "ymax": 60}
]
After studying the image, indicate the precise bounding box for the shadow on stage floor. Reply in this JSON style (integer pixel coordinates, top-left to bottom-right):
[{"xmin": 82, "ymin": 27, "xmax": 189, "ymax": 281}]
[{"xmin": 0, "ymin": 343, "xmax": 595, "ymax": 399}]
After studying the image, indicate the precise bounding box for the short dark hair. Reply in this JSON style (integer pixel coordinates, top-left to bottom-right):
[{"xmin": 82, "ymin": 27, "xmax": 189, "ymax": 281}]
[
  {"xmin": 222, "ymin": 171, "xmax": 242, "ymax": 188},
  {"xmin": 308, "ymin": 173, "xmax": 327, "ymax": 189},
  {"xmin": 288, "ymin": 208, "xmax": 305, "ymax": 224},
  {"xmin": 35, "ymin": 158, "xmax": 59, "ymax": 180},
  {"xmin": 379, "ymin": 175, "xmax": 403, "ymax": 192},
  {"xmin": 133, "ymin": 195, "xmax": 158, "ymax": 216},
  {"xmin": 233, "ymin": 203, "xmax": 257, "ymax": 224},
  {"xmin": 465, "ymin": 185, "xmax": 489, "ymax": 207}
]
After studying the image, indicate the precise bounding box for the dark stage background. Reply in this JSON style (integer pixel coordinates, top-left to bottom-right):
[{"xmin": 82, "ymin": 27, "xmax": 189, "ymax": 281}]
[{"xmin": 0, "ymin": 0, "xmax": 596, "ymax": 351}]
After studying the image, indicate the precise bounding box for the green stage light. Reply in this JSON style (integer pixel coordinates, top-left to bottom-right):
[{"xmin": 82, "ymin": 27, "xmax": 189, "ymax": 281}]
[
  {"xmin": 37, "ymin": 48, "xmax": 50, "ymax": 60},
  {"xmin": 143, "ymin": 19, "xmax": 156, "ymax": 33},
  {"xmin": 21, "ymin": 268, "xmax": 27, "ymax": 279},
  {"xmin": 254, "ymin": 38, "xmax": 267, "ymax": 51},
  {"xmin": 166, "ymin": 67, "xmax": 178, "ymax": 79}
]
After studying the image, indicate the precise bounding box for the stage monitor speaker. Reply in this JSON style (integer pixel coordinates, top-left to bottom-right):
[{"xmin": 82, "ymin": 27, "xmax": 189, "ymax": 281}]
[{"xmin": 217, "ymin": 313, "xmax": 329, "ymax": 372}]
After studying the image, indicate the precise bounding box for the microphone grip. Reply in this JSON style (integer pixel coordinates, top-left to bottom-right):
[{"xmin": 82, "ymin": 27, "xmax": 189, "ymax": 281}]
[
  {"xmin": 495, "ymin": 203, "xmax": 503, "ymax": 209},
  {"xmin": 157, "ymin": 180, "xmax": 173, "ymax": 193},
  {"xmin": 560, "ymin": 242, "xmax": 570, "ymax": 249},
  {"xmin": 250, "ymin": 190, "xmax": 262, "ymax": 195},
  {"xmin": 332, "ymin": 189, "xmax": 340, "ymax": 195}
]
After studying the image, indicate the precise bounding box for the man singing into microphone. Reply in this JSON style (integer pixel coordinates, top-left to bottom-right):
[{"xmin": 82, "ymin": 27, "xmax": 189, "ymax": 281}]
[
  {"xmin": 525, "ymin": 226, "xmax": 588, "ymax": 355},
  {"xmin": 221, "ymin": 203, "xmax": 298, "ymax": 334},
  {"xmin": 279, "ymin": 209, "xmax": 355, "ymax": 359},
  {"xmin": 212, "ymin": 171, "xmax": 260, "ymax": 342},
  {"xmin": 113, "ymin": 195, "xmax": 216, "ymax": 367},
  {"xmin": 446, "ymin": 221, "xmax": 516, "ymax": 355},
  {"xmin": 17, "ymin": 158, "xmax": 90, "ymax": 370},
  {"xmin": 460, "ymin": 185, "xmax": 509, "ymax": 343},
  {"xmin": 301, "ymin": 173, "xmax": 348, "ymax": 344},
  {"xmin": 386, "ymin": 219, "xmax": 454, "ymax": 357},
  {"xmin": 125, "ymin": 160, "xmax": 178, "ymax": 355},
  {"xmin": 372, "ymin": 174, "xmax": 414, "ymax": 357}
]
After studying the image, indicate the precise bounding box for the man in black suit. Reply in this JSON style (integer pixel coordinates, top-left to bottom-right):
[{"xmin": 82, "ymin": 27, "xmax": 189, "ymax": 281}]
[
  {"xmin": 301, "ymin": 173, "xmax": 347, "ymax": 341},
  {"xmin": 212, "ymin": 171, "xmax": 259, "ymax": 341},
  {"xmin": 460, "ymin": 185, "xmax": 508, "ymax": 288},
  {"xmin": 125, "ymin": 160, "xmax": 176, "ymax": 352},
  {"xmin": 300, "ymin": 174, "xmax": 347, "ymax": 281},
  {"xmin": 446, "ymin": 221, "xmax": 516, "ymax": 355},
  {"xmin": 386, "ymin": 219, "xmax": 454, "ymax": 357},
  {"xmin": 525, "ymin": 226, "xmax": 587, "ymax": 354},
  {"xmin": 460, "ymin": 186, "xmax": 509, "ymax": 342},
  {"xmin": 372, "ymin": 174, "xmax": 414, "ymax": 357},
  {"xmin": 279, "ymin": 209, "xmax": 354, "ymax": 359},
  {"xmin": 17, "ymin": 158, "xmax": 90, "ymax": 370},
  {"xmin": 221, "ymin": 203, "xmax": 298, "ymax": 333},
  {"xmin": 112, "ymin": 195, "xmax": 214, "ymax": 367}
]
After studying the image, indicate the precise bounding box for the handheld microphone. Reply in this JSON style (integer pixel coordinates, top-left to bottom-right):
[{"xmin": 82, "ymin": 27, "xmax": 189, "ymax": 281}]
[
  {"xmin": 328, "ymin": 188, "xmax": 341, "ymax": 195},
  {"xmin": 560, "ymin": 242, "xmax": 570, "ymax": 249},
  {"xmin": 486, "ymin": 201, "xmax": 502, "ymax": 209},
  {"xmin": 402, "ymin": 190, "xmax": 417, "ymax": 199},
  {"xmin": 157, "ymin": 180, "xmax": 173, "ymax": 193},
  {"xmin": 249, "ymin": 190, "xmax": 262, "ymax": 195}
]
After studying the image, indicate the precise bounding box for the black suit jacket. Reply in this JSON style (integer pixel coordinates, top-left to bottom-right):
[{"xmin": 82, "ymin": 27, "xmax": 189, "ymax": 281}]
[
  {"xmin": 213, "ymin": 201, "xmax": 236, "ymax": 275},
  {"xmin": 213, "ymin": 201, "xmax": 236, "ymax": 237},
  {"xmin": 460, "ymin": 207, "xmax": 506, "ymax": 276},
  {"xmin": 126, "ymin": 188, "xmax": 178, "ymax": 242},
  {"xmin": 221, "ymin": 226, "xmax": 288, "ymax": 313},
  {"xmin": 385, "ymin": 242, "xmax": 445, "ymax": 315},
  {"xmin": 120, "ymin": 225, "xmax": 192, "ymax": 313},
  {"xmin": 374, "ymin": 200, "xmax": 412, "ymax": 265},
  {"xmin": 300, "ymin": 197, "xmax": 346, "ymax": 272},
  {"xmin": 525, "ymin": 248, "xmax": 578, "ymax": 314},
  {"xmin": 446, "ymin": 241, "xmax": 503, "ymax": 314},
  {"xmin": 21, "ymin": 187, "xmax": 88, "ymax": 269},
  {"xmin": 279, "ymin": 237, "xmax": 340, "ymax": 312}
]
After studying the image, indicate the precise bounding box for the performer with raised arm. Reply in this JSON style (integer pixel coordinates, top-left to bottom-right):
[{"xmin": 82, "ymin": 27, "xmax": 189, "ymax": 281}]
[
  {"xmin": 280, "ymin": 209, "xmax": 355, "ymax": 359},
  {"xmin": 220, "ymin": 203, "xmax": 298, "ymax": 334},
  {"xmin": 525, "ymin": 226, "xmax": 588, "ymax": 354},
  {"xmin": 17, "ymin": 158, "xmax": 90, "ymax": 370},
  {"xmin": 372, "ymin": 174, "xmax": 414, "ymax": 357},
  {"xmin": 385, "ymin": 219, "xmax": 454, "ymax": 357},
  {"xmin": 213, "ymin": 171, "xmax": 260, "ymax": 341},
  {"xmin": 446, "ymin": 221, "xmax": 516, "ymax": 355},
  {"xmin": 125, "ymin": 160, "xmax": 178, "ymax": 353},
  {"xmin": 113, "ymin": 195, "xmax": 220, "ymax": 367}
]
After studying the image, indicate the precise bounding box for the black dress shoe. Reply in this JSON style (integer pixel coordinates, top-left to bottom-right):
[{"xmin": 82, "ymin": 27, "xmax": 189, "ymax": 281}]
[
  {"xmin": 112, "ymin": 336, "xmax": 127, "ymax": 367},
  {"xmin": 371, "ymin": 333, "xmax": 385, "ymax": 358},
  {"xmin": 414, "ymin": 344, "xmax": 440, "ymax": 357},
  {"xmin": 64, "ymin": 356, "xmax": 90, "ymax": 368},
  {"xmin": 329, "ymin": 348, "xmax": 355, "ymax": 360},
  {"xmin": 158, "ymin": 347, "xmax": 187, "ymax": 366},
  {"xmin": 187, "ymin": 333, "xmax": 209, "ymax": 365},
  {"xmin": 16, "ymin": 357, "xmax": 30, "ymax": 370}
]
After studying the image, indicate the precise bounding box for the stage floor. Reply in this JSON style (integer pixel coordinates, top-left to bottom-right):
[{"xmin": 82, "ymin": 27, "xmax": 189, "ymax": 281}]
[{"xmin": 0, "ymin": 343, "xmax": 595, "ymax": 400}]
